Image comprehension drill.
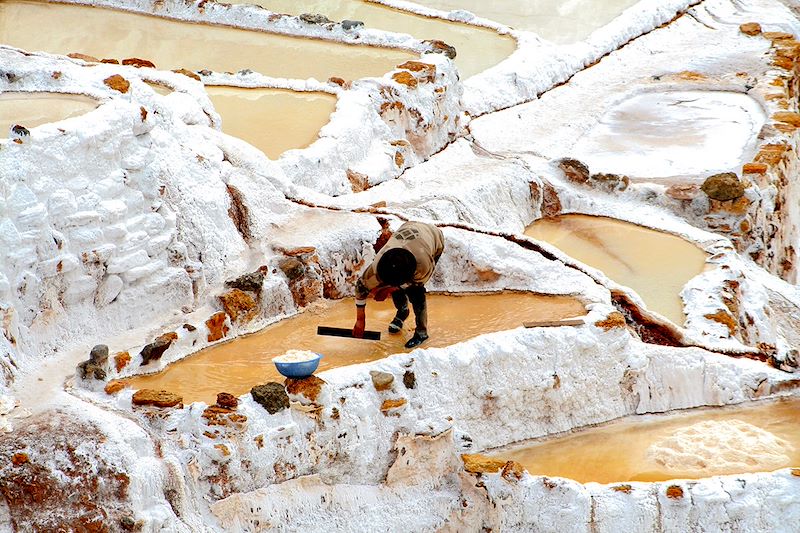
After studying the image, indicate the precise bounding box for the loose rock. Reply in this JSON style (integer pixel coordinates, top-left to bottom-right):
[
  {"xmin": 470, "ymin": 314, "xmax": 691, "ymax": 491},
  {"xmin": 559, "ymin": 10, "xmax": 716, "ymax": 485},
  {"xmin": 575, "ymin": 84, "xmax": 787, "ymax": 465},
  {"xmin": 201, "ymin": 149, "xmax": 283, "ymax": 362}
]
[
  {"xmin": 131, "ymin": 389, "xmax": 182, "ymax": 408},
  {"xmin": 299, "ymin": 13, "xmax": 332, "ymax": 24},
  {"xmin": 216, "ymin": 392, "xmax": 238, "ymax": 409},
  {"xmin": 370, "ymin": 371, "xmax": 394, "ymax": 391},
  {"xmin": 251, "ymin": 383, "xmax": 289, "ymax": 414},
  {"xmin": 140, "ymin": 332, "xmax": 177, "ymax": 366},
  {"xmin": 557, "ymin": 158, "xmax": 590, "ymax": 184},
  {"xmin": 701, "ymin": 172, "xmax": 746, "ymax": 201},
  {"xmin": 224, "ymin": 269, "xmax": 266, "ymax": 294},
  {"xmin": 89, "ymin": 344, "xmax": 109, "ymax": 365},
  {"xmin": 341, "ymin": 19, "xmax": 363, "ymax": 30},
  {"xmin": 403, "ymin": 370, "xmax": 416, "ymax": 389}
]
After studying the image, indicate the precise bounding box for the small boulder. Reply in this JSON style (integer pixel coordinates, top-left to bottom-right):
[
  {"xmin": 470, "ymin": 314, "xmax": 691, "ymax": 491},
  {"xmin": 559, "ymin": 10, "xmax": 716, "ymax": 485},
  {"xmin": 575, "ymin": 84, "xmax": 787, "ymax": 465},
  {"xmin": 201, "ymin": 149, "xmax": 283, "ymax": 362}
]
[
  {"xmin": 77, "ymin": 360, "xmax": 106, "ymax": 380},
  {"xmin": 278, "ymin": 257, "xmax": 305, "ymax": 281},
  {"xmin": 89, "ymin": 344, "xmax": 109, "ymax": 365},
  {"xmin": 701, "ymin": 172, "xmax": 746, "ymax": 201},
  {"xmin": 557, "ymin": 158, "xmax": 590, "ymax": 184},
  {"xmin": 131, "ymin": 389, "xmax": 182, "ymax": 408},
  {"xmin": 423, "ymin": 39, "xmax": 456, "ymax": 59},
  {"xmin": 224, "ymin": 269, "xmax": 266, "ymax": 293},
  {"xmin": 370, "ymin": 371, "xmax": 394, "ymax": 391},
  {"xmin": 251, "ymin": 383, "xmax": 289, "ymax": 414},
  {"xmin": 218, "ymin": 289, "xmax": 258, "ymax": 323},
  {"xmin": 299, "ymin": 13, "xmax": 332, "ymax": 24},
  {"xmin": 206, "ymin": 312, "xmax": 230, "ymax": 342},
  {"xmin": 403, "ymin": 371, "xmax": 416, "ymax": 389},
  {"xmin": 285, "ymin": 375, "xmax": 325, "ymax": 403},
  {"xmin": 103, "ymin": 74, "xmax": 130, "ymax": 94},
  {"xmin": 461, "ymin": 453, "xmax": 507, "ymax": 474},
  {"xmin": 341, "ymin": 19, "xmax": 363, "ymax": 30},
  {"xmin": 216, "ymin": 392, "xmax": 239, "ymax": 409},
  {"xmin": 140, "ymin": 332, "xmax": 177, "ymax": 366},
  {"xmin": 740, "ymin": 22, "xmax": 762, "ymax": 36}
]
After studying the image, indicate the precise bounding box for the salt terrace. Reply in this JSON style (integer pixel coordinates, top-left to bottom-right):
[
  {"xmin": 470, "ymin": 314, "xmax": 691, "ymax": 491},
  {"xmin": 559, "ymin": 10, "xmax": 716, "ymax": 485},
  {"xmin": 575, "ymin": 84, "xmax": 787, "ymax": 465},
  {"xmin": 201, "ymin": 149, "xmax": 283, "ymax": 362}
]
[{"xmin": 0, "ymin": 0, "xmax": 799, "ymax": 531}]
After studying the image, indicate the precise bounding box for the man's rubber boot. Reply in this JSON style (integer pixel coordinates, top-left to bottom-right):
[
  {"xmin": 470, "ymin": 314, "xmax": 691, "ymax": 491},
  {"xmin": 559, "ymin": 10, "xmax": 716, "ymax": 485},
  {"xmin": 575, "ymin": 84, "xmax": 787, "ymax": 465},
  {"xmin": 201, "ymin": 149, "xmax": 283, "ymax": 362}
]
[
  {"xmin": 388, "ymin": 307, "xmax": 409, "ymax": 333},
  {"xmin": 404, "ymin": 331, "xmax": 429, "ymax": 349}
]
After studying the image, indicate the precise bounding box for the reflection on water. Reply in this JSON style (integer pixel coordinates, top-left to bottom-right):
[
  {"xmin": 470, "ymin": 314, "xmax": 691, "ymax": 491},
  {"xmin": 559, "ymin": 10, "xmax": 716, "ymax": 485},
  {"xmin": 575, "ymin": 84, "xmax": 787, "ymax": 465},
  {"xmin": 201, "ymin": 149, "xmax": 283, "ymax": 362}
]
[
  {"xmin": 411, "ymin": 0, "xmax": 640, "ymax": 42},
  {"xmin": 205, "ymin": 86, "xmax": 337, "ymax": 158},
  {"xmin": 491, "ymin": 398, "xmax": 800, "ymax": 483},
  {"xmin": 226, "ymin": 0, "xmax": 516, "ymax": 78},
  {"xmin": 525, "ymin": 215, "xmax": 707, "ymax": 325},
  {"xmin": 0, "ymin": 92, "xmax": 98, "ymax": 136},
  {"xmin": 128, "ymin": 293, "xmax": 586, "ymax": 404},
  {"xmin": 0, "ymin": 0, "xmax": 414, "ymax": 81}
]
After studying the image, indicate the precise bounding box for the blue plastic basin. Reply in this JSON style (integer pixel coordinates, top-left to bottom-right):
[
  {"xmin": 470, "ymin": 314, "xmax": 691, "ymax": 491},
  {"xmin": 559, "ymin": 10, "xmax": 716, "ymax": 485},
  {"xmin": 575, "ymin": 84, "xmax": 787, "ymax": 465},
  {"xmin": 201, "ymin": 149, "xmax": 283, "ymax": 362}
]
[{"xmin": 273, "ymin": 353, "xmax": 322, "ymax": 379}]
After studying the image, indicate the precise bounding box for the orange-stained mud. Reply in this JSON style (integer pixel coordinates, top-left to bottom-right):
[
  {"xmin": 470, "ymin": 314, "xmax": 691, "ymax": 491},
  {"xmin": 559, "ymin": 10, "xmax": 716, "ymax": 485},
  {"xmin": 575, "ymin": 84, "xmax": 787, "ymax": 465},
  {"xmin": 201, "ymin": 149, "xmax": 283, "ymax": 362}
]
[
  {"xmin": 0, "ymin": 0, "xmax": 414, "ymax": 81},
  {"xmin": 525, "ymin": 215, "xmax": 707, "ymax": 325},
  {"xmin": 0, "ymin": 92, "xmax": 98, "ymax": 136},
  {"xmin": 128, "ymin": 292, "xmax": 586, "ymax": 404},
  {"xmin": 490, "ymin": 398, "xmax": 800, "ymax": 483},
  {"xmin": 226, "ymin": 0, "xmax": 516, "ymax": 78},
  {"xmin": 204, "ymin": 86, "xmax": 337, "ymax": 159}
]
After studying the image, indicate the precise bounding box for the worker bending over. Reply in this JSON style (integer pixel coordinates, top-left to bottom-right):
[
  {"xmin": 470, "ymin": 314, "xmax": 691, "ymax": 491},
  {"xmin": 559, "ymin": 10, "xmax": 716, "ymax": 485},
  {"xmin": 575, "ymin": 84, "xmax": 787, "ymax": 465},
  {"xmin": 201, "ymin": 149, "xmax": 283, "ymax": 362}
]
[{"xmin": 353, "ymin": 221, "xmax": 445, "ymax": 348}]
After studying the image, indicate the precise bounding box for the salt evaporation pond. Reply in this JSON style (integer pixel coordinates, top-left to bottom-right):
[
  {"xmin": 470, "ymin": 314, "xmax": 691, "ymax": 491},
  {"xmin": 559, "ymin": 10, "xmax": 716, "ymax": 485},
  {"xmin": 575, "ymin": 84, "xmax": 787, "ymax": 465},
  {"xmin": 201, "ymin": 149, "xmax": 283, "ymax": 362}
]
[
  {"xmin": 226, "ymin": 0, "xmax": 516, "ymax": 78},
  {"xmin": 573, "ymin": 91, "xmax": 766, "ymax": 182},
  {"xmin": 525, "ymin": 214, "xmax": 707, "ymax": 325},
  {"xmin": 411, "ymin": 0, "xmax": 640, "ymax": 42},
  {"xmin": 127, "ymin": 292, "xmax": 586, "ymax": 404},
  {"xmin": 490, "ymin": 398, "xmax": 800, "ymax": 483},
  {"xmin": 205, "ymin": 87, "xmax": 337, "ymax": 158},
  {"xmin": 0, "ymin": 1, "xmax": 414, "ymax": 81},
  {"xmin": 0, "ymin": 92, "xmax": 98, "ymax": 136}
]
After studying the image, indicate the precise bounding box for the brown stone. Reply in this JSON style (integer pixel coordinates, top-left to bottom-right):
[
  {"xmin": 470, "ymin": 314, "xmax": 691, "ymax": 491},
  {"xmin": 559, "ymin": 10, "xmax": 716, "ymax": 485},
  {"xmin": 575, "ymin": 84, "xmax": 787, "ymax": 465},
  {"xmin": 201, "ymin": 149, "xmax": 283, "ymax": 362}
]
[
  {"xmin": 755, "ymin": 144, "xmax": 788, "ymax": 165},
  {"xmin": 140, "ymin": 106, "xmax": 147, "ymax": 121},
  {"xmin": 775, "ymin": 123, "xmax": 797, "ymax": 133},
  {"xmin": 216, "ymin": 392, "xmax": 238, "ymax": 409},
  {"xmin": 709, "ymin": 196, "xmax": 750, "ymax": 215},
  {"xmin": 285, "ymin": 375, "xmax": 325, "ymax": 403},
  {"xmin": 773, "ymin": 57, "xmax": 794, "ymax": 70},
  {"xmin": 131, "ymin": 389, "xmax": 183, "ymax": 408},
  {"xmin": 370, "ymin": 371, "xmax": 394, "ymax": 391},
  {"xmin": 677, "ymin": 70, "xmax": 706, "ymax": 80},
  {"xmin": 540, "ymin": 182, "xmax": 562, "ymax": 217},
  {"xmin": 501, "ymin": 460, "xmax": 525, "ymax": 481},
  {"xmin": 206, "ymin": 312, "xmax": 230, "ymax": 342},
  {"xmin": 328, "ymin": 76, "xmax": 345, "ymax": 86},
  {"xmin": 394, "ymin": 151, "xmax": 405, "ymax": 167},
  {"xmin": 214, "ymin": 444, "xmax": 230, "ymax": 457},
  {"xmin": 281, "ymin": 246, "xmax": 317, "ymax": 257},
  {"xmin": 590, "ymin": 172, "xmax": 629, "ymax": 192},
  {"xmin": 114, "ymin": 351, "xmax": 131, "ymax": 372},
  {"xmin": 51, "ymin": 71, "xmax": 61, "ymax": 79},
  {"xmin": 347, "ymin": 169, "xmax": 370, "ymax": 193},
  {"xmin": 122, "ymin": 57, "xmax": 156, "ymax": 68},
  {"xmin": 701, "ymin": 172, "xmax": 745, "ymax": 201},
  {"xmin": 100, "ymin": 58, "xmax": 119, "ymax": 64},
  {"xmin": 773, "ymin": 112, "xmax": 800, "ymax": 127},
  {"xmin": 558, "ymin": 158, "xmax": 590, "ymax": 183},
  {"xmin": 380, "ymin": 398, "xmax": 407, "ymax": 412},
  {"xmin": 11, "ymin": 453, "xmax": 29, "ymax": 467},
  {"xmin": 763, "ymin": 32, "xmax": 795, "ymax": 41},
  {"xmin": 461, "ymin": 454, "xmax": 507, "ymax": 474},
  {"xmin": 742, "ymin": 163, "xmax": 768, "ymax": 175},
  {"xmin": 397, "ymin": 61, "xmax": 436, "ymax": 82},
  {"xmin": 68, "ymin": 52, "xmax": 100, "ymax": 63},
  {"xmin": 666, "ymin": 485, "xmax": 684, "ymax": 499},
  {"xmin": 251, "ymin": 383, "xmax": 289, "ymax": 414},
  {"xmin": 104, "ymin": 380, "xmax": 127, "ymax": 395},
  {"xmin": 172, "ymin": 68, "xmax": 201, "ymax": 81},
  {"xmin": 140, "ymin": 332, "xmax": 178, "ymax": 366},
  {"xmin": 792, "ymin": 468, "xmax": 800, "ymax": 477},
  {"xmin": 423, "ymin": 39, "xmax": 456, "ymax": 59},
  {"xmin": 218, "ymin": 289, "xmax": 258, "ymax": 323},
  {"xmin": 595, "ymin": 312, "xmax": 626, "ymax": 330},
  {"xmin": 705, "ymin": 310, "xmax": 738, "ymax": 336},
  {"xmin": 392, "ymin": 71, "xmax": 418, "ymax": 89},
  {"xmin": 403, "ymin": 370, "xmax": 416, "ymax": 389},
  {"xmin": 103, "ymin": 74, "xmax": 130, "ymax": 93},
  {"xmin": 666, "ymin": 184, "xmax": 700, "ymax": 201},
  {"xmin": 612, "ymin": 484, "xmax": 633, "ymax": 494},
  {"xmin": 739, "ymin": 22, "xmax": 761, "ymax": 36}
]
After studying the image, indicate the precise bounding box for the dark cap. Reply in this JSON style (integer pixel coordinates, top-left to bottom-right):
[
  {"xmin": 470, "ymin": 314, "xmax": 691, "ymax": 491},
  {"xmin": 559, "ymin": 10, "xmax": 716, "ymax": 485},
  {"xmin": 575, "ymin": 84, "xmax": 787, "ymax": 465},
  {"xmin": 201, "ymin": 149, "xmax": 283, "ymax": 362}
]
[{"xmin": 376, "ymin": 248, "xmax": 416, "ymax": 286}]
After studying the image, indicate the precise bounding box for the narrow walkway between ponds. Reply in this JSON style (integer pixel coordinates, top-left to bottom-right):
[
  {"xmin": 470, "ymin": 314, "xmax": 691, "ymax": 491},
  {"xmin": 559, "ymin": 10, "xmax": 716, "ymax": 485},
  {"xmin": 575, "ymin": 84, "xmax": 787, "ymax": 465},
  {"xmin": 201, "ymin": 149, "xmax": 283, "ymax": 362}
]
[
  {"xmin": 127, "ymin": 292, "xmax": 586, "ymax": 404},
  {"xmin": 227, "ymin": 0, "xmax": 516, "ymax": 78}
]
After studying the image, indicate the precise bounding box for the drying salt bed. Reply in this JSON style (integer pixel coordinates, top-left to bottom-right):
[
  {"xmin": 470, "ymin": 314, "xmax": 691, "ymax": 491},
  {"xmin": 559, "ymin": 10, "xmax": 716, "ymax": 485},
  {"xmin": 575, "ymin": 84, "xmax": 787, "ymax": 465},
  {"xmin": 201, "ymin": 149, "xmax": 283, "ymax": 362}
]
[
  {"xmin": 490, "ymin": 397, "xmax": 800, "ymax": 483},
  {"xmin": 126, "ymin": 292, "xmax": 587, "ymax": 404},
  {"xmin": 525, "ymin": 214, "xmax": 708, "ymax": 325},
  {"xmin": 0, "ymin": 0, "xmax": 415, "ymax": 81},
  {"xmin": 225, "ymin": 0, "xmax": 516, "ymax": 79},
  {"xmin": 408, "ymin": 0, "xmax": 640, "ymax": 42},
  {"xmin": 0, "ymin": 92, "xmax": 99, "ymax": 137},
  {"xmin": 572, "ymin": 91, "xmax": 766, "ymax": 182},
  {"xmin": 204, "ymin": 87, "xmax": 337, "ymax": 159}
]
